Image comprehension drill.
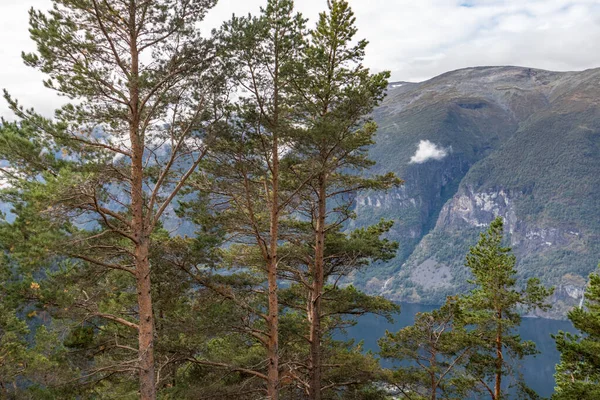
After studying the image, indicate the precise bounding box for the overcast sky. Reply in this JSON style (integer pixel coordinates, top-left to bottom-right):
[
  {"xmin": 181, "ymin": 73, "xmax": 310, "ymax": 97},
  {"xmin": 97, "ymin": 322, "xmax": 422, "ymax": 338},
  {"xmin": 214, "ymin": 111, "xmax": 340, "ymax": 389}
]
[{"xmin": 1, "ymin": 0, "xmax": 600, "ymax": 118}]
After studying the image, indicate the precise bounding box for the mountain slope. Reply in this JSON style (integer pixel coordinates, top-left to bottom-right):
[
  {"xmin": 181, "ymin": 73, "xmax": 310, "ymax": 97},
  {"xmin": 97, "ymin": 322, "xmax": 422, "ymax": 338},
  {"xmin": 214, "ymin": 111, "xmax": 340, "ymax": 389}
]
[{"xmin": 351, "ymin": 66, "xmax": 600, "ymax": 317}]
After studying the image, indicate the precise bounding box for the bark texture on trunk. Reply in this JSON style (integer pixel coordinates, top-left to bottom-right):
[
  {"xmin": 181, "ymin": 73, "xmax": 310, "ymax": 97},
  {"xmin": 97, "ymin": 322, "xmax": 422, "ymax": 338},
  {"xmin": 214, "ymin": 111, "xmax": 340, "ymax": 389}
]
[
  {"xmin": 266, "ymin": 130, "xmax": 280, "ymax": 400},
  {"xmin": 430, "ymin": 355, "xmax": 437, "ymax": 400},
  {"xmin": 267, "ymin": 263, "xmax": 279, "ymax": 399},
  {"xmin": 131, "ymin": 113, "xmax": 157, "ymax": 400},
  {"xmin": 129, "ymin": 3, "xmax": 156, "ymax": 396},
  {"xmin": 136, "ymin": 241, "xmax": 156, "ymax": 400},
  {"xmin": 308, "ymin": 176, "xmax": 326, "ymax": 400},
  {"xmin": 494, "ymin": 311, "xmax": 503, "ymax": 400}
]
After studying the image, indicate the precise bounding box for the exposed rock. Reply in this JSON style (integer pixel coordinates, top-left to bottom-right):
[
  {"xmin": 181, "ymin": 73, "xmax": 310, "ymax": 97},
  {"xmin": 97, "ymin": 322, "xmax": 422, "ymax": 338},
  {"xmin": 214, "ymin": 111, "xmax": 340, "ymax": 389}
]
[{"xmin": 409, "ymin": 258, "xmax": 452, "ymax": 289}]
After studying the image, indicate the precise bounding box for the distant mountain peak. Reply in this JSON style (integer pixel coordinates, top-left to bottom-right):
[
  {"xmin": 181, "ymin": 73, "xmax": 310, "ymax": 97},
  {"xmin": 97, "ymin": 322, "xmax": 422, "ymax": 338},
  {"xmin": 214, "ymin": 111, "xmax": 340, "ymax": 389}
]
[{"xmin": 355, "ymin": 65, "xmax": 600, "ymax": 318}]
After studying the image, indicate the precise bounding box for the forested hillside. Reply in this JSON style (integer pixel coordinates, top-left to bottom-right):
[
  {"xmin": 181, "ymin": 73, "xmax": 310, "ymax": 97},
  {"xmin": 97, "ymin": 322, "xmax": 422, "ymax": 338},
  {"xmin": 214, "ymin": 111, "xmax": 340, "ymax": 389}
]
[{"xmin": 352, "ymin": 66, "xmax": 600, "ymax": 317}]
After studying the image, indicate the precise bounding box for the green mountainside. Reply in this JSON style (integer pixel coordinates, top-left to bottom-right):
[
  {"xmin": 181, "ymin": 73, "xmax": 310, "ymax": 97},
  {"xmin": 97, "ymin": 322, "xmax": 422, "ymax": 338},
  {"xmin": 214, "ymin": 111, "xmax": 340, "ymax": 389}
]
[{"xmin": 351, "ymin": 66, "xmax": 600, "ymax": 317}]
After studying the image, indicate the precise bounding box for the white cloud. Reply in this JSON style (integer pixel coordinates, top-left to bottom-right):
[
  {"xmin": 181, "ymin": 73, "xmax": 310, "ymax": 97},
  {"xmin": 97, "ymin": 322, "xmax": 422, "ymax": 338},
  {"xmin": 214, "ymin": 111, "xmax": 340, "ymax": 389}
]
[
  {"xmin": 0, "ymin": 166, "xmax": 19, "ymax": 189},
  {"xmin": 1, "ymin": 0, "xmax": 600, "ymax": 118},
  {"xmin": 0, "ymin": 177, "xmax": 10, "ymax": 189},
  {"xmin": 410, "ymin": 140, "xmax": 450, "ymax": 164}
]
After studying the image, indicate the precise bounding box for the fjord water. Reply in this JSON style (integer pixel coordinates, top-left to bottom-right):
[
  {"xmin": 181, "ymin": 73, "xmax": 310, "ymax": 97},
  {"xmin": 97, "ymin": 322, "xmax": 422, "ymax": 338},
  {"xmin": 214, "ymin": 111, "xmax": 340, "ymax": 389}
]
[{"xmin": 344, "ymin": 303, "xmax": 576, "ymax": 398}]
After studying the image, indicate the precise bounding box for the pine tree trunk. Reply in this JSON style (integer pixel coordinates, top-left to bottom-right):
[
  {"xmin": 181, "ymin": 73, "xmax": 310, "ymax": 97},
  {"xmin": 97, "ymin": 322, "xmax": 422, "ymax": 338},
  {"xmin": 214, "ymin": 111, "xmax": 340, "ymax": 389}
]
[
  {"xmin": 129, "ymin": 6, "xmax": 156, "ymax": 396},
  {"xmin": 309, "ymin": 176, "xmax": 326, "ymax": 400},
  {"xmin": 494, "ymin": 311, "xmax": 503, "ymax": 400},
  {"xmin": 267, "ymin": 254, "xmax": 279, "ymax": 399},
  {"xmin": 267, "ymin": 133, "xmax": 280, "ymax": 400},
  {"xmin": 131, "ymin": 140, "xmax": 156, "ymax": 399},
  {"xmin": 430, "ymin": 347, "xmax": 437, "ymax": 400},
  {"xmin": 136, "ymin": 240, "xmax": 156, "ymax": 400},
  {"xmin": 132, "ymin": 132, "xmax": 156, "ymax": 400},
  {"xmin": 431, "ymin": 367, "xmax": 437, "ymax": 400}
]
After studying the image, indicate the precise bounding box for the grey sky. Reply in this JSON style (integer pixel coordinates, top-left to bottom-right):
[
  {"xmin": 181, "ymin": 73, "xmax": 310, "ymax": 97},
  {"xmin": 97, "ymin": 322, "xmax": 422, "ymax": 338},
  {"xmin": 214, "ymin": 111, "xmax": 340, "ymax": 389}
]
[{"xmin": 1, "ymin": 0, "xmax": 600, "ymax": 118}]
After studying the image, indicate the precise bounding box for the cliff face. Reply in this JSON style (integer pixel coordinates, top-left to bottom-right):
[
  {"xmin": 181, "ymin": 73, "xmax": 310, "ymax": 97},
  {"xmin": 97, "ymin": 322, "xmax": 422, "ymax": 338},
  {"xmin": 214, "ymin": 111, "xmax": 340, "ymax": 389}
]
[{"xmin": 351, "ymin": 66, "xmax": 600, "ymax": 318}]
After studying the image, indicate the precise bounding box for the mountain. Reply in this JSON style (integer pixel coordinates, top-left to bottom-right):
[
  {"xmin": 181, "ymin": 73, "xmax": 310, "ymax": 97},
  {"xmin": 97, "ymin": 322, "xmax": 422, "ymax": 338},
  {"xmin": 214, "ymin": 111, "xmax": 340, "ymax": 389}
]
[{"xmin": 350, "ymin": 66, "xmax": 600, "ymax": 318}]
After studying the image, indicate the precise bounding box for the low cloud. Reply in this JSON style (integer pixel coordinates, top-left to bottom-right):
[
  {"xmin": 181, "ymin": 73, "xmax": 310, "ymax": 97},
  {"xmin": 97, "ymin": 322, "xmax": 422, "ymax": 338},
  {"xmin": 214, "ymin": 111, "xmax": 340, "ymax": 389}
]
[{"xmin": 409, "ymin": 140, "xmax": 450, "ymax": 164}]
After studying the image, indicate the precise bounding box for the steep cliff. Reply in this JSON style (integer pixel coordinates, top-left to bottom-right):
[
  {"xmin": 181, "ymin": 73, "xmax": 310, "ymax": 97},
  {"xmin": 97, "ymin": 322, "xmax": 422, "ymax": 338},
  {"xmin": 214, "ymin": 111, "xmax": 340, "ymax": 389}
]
[{"xmin": 351, "ymin": 66, "xmax": 600, "ymax": 318}]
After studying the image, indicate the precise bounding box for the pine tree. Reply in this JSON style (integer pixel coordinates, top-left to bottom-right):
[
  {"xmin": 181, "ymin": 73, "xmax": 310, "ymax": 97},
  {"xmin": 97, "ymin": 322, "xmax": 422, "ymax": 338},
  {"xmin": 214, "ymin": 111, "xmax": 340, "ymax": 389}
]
[
  {"xmin": 179, "ymin": 2, "xmax": 400, "ymax": 397},
  {"xmin": 0, "ymin": 212, "xmax": 80, "ymax": 398},
  {"xmin": 287, "ymin": 1, "xmax": 400, "ymax": 397},
  {"xmin": 552, "ymin": 272, "xmax": 600, "ymax": 399},
  {"xmin": 0, "ymin": 1, "xmax": 223, "ymax": 398},
  {"xmin": 379, "ymin": 299, "xmax": 477, "ymax": 400},
  {"xmin": 182, "ymin": 1, "xmax": 306, "ymax": 397},
  {"xmin": 278, "ymin": 221, "xmax": 400, "ymax": 398},
  {"xmin": 0, "ymin": 249, "xmax": 34, "ymax": 397},
  {"xmin": 460, "ymin": 217, "xmax": 553, "ymax": 400}
]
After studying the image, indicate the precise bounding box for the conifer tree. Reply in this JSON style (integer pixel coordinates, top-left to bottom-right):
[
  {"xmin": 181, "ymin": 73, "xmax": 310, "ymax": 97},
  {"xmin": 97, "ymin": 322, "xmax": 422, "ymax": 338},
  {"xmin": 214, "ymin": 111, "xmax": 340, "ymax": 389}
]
[
  {"xmin": 186, "ymin": 1, "xmax": 306, "ymax": 397},
  {"xmin": 460, "ymin": 217, "xmax": 553, "ymax": 400},
  {"xmin": 0, "ymin": 1, "xmax": 223, "ymax": 398},
  {"xmin": 0, "ymin": 251, "xmax": 36, "ymax": 397},
  {"xmin": 287, "ymin": 1, "xmax": 400, "ymax": 397},
  {"xmin": 181, "ymin": 2, "xmax": 401, "ymax": 398},
  {"xmin": 278, "ymin": 221, "xmax": 399, "ymax": 398},
  {"xmin": 552, "ymin": 272, "xmax": 600, "ymax": 399},
  {"xmin": 379, "ymin": 299, "xmax": 477, "ymax": 400}
]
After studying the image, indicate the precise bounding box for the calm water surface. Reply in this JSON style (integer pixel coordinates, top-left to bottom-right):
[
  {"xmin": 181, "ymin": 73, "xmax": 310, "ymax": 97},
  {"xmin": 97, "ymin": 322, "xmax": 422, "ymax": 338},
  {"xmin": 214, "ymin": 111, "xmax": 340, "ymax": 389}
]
[{"xmin": 343, "ymin": 303, "xmax": 576, "ymax": 398}]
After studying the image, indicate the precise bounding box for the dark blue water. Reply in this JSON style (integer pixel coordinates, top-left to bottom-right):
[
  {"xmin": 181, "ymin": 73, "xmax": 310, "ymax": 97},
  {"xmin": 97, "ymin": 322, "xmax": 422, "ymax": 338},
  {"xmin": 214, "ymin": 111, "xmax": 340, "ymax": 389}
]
[{"xmin": 343, "ymin": 303, "xmax": 576, "ymax": 398}]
